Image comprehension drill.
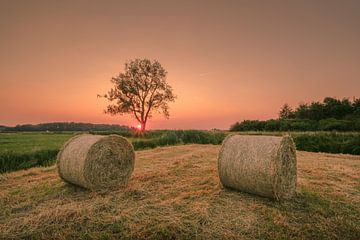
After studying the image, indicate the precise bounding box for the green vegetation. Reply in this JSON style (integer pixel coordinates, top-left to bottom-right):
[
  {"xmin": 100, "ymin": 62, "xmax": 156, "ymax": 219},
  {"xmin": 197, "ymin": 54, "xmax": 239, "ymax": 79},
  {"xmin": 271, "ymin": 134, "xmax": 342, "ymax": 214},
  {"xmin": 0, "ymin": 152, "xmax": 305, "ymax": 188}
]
[
  {"xmin": 0, "ymin": 149, "xmax": 59, "ymax": 173},
  {"xmin": 293, "ymin": 132, "xmax": 360, "ymax": 155},
  {"xmin": 0, "ymin": 132, "xmax": 74, "ymax": 152},
  {"xmin": 231, "ymin": 97, "xmax": 360, "ymax": 132},
  {"xmin": 1, "ymin": 130, "xmax": 360, "ymax": 173},
  {"xmin": 131, "ymin": 130, "xmax": 225, "ymax": 150},
  {"xmin": 235, "ymin": 131, "xmax": 360, "ymax": 155},
  {"xmin": 0, "ymin": 132, "xmax": 75, "ymax": 173},
  {"xmin": 231, "ymin": 118, "xmax": 360, "ymax": 132},
  {"xmin": 0, "ymin": 131, "xmax": 226, "ymax": 173}
]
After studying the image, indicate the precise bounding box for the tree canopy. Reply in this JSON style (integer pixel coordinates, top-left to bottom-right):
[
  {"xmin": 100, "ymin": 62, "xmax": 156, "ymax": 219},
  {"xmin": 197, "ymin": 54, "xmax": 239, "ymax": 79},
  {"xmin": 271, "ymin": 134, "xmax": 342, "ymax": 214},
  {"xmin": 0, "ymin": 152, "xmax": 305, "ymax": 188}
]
[
  {"xmin": 101, "ymin": 59, "xmax": 176, "ymax": 132},
  {"xmin": 231, "ymin": 97, "xmax": 360, "ymax": 132}
]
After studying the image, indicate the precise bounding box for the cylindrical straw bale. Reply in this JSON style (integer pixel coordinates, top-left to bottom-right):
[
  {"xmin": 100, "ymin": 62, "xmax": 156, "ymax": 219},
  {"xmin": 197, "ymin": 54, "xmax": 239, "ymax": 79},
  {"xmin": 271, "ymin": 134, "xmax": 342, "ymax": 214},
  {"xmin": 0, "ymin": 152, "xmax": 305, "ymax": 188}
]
[
  {"xmin": 57, "ymin": 134, "xmax": 135, "ymax": 190},
  {"xmin": 218, "ymin": 134, "xmax": 297, "ymax": 199}
]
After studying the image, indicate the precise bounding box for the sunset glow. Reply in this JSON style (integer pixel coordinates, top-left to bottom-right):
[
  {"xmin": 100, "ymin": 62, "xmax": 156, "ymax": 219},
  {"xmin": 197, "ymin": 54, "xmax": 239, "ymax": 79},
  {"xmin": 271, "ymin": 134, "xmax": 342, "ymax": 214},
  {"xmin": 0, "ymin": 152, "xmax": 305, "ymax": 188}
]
[{"xmin": 1, "ymin": 1, "xmax": 360, "ymax": 129}]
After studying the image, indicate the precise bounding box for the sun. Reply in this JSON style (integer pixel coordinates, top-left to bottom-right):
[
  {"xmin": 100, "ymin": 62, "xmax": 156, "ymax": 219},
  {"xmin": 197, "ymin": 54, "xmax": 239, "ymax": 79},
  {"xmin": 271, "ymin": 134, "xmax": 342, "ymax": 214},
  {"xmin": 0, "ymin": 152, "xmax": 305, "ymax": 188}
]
[{"xmin": 137, "ymin": 124, "xmax": 142, "ymax": 130}]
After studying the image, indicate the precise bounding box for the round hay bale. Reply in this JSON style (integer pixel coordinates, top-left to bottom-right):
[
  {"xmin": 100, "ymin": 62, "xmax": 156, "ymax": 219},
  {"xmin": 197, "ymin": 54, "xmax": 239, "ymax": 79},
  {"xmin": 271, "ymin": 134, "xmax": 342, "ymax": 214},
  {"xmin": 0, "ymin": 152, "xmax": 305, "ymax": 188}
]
[
  {"xmin": 218, "ymin": 134, "xmax": 297, "ymax": 200},
  {"xmin": 57, "ymin": 134, "xmax": 135, "ymax": 190}
]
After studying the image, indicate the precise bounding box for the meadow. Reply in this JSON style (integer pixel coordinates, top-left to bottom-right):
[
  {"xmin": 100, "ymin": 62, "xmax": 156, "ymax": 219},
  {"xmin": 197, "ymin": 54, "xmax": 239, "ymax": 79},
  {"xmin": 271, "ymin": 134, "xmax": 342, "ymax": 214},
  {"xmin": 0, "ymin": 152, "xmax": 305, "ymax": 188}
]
[
  {"xmin": 0, "ymin": 130, "xmax": 226, "ymax": 173},
  {"xmin": 0, "ymin": 145, "xmax": 359, "ymax": 239},
  {"xmin": 0, "ymin": 132, "xmax": 74, "ymax": 173},
  {"xmin": 1, "ymin": 131, "xmax": 360, "ymax": 173}
]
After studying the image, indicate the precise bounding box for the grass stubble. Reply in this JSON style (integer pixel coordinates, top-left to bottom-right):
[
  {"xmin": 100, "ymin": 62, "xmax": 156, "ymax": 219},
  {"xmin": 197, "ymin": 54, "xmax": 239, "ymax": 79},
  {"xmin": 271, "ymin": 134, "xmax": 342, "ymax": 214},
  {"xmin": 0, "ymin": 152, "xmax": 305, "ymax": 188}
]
[{"xmin": 0, "ymin": 145, "xmax": 359, "ymax": 239}]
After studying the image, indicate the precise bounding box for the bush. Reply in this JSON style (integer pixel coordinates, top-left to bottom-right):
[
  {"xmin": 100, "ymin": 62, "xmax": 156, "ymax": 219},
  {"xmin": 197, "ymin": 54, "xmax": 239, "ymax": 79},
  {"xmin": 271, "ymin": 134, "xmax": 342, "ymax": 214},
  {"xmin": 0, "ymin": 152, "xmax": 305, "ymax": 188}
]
[
  {"xmin": 179, "ymin": 130, "xmax": 225, "ymax": 144},
  {"xmin": 132, "ymin": 139, "xmax": 160, "ymax": 150},
  {"xmin": 288, "ymin": 120, "xmax": 317, "ymax": 131},
  {"xmin": 0, "ymin": 149, "xmax": 59, "ymax": 173},
  {"xmin": 264, "ymin": 120, "xmax": 281, "ymax": 131},
  {"xmin": 318, "ymin": 118, "xmax": 352, "ymax": 131},
  {"xmin": 230, "ymin": 120, "xmax": 265, "ymax": 131},
  {"xmin": 353, "ymin": 119, "xmax": 360, "ymax": 131},
  {"xmin": 293, "ymin": 133, "xmax": 360, "ymax": 155},
  {"xmin": 89, "ymin": 130, "xmax": 134, "ymax": 137},
  {"xmin": 158, "ymin": 131, "xmax": 182, "ymax": 146},
  {"xmin": 132, "ymin": 130, "xmax": 226, "ymax": 150},
  {"xmin": 230, "ymin": 118, "xmax": 357, "ymax": 132}
]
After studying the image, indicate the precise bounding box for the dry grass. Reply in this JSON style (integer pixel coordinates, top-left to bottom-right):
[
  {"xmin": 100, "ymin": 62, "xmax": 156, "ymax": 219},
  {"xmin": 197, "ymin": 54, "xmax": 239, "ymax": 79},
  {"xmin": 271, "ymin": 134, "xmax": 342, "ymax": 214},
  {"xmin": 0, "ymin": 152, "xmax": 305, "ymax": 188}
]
[{"xmin": 0, "ymin": 145, "xmax": 359, "ymax": 239}]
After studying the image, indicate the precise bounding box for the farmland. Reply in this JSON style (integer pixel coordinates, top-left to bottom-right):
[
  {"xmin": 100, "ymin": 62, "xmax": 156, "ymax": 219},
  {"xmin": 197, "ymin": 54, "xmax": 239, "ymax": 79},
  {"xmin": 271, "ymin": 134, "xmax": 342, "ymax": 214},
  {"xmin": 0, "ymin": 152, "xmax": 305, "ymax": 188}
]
[
  {"xmin": 1, "ymin": 131, "xmax": 360, "ymax": 173},
  {"xmin": 0, "ymin": 131, "xmax": 226, "ymax": 173},
  {"xmin": 0, "ymin": 132, "xmax": 75, "ymax": 173},
  {"xmin": 1, "ymin": 131, "xmax": 360, "ymax": 239},
  {"xmin": 0, "ymin": 144, "xmax": 359, "ymax": 239}
]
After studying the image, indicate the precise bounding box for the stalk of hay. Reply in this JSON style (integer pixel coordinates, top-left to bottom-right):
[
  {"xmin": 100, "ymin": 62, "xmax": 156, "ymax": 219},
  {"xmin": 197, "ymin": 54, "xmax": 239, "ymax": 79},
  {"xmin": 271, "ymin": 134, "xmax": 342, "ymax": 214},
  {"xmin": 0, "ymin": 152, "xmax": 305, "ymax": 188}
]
[
  {"xmin": 57, "ymin": 134, "xmax": 135, "ymax": 190},
  {"xmin": 218, "ymin": 134, "xmax": 297, "ymax": 200}
]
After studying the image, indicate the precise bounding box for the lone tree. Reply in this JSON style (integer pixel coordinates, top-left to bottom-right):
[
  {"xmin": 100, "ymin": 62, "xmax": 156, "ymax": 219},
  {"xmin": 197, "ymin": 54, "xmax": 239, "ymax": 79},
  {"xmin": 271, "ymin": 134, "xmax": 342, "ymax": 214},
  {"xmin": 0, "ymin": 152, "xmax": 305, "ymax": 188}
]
[{"xmin": 101, "ymin": 59, "xmax": 176, "ymax": 132}]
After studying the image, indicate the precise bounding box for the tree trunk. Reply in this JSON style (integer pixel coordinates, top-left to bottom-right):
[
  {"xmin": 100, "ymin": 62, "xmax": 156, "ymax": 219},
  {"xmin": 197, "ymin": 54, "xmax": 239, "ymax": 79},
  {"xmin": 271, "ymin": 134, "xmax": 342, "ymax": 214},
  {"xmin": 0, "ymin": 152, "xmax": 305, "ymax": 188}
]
[{"xmin": 140, "ymin": 121, "xmax": 146, "ymax": 133}]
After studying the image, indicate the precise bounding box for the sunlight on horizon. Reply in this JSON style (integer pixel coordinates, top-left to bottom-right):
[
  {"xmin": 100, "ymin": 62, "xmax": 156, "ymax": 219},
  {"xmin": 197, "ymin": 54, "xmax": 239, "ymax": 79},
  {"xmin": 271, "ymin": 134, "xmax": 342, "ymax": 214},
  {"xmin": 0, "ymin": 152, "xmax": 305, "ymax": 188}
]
[{"xmin": 1, "ymin": 1, "xmax": 360, "ymax": 129}]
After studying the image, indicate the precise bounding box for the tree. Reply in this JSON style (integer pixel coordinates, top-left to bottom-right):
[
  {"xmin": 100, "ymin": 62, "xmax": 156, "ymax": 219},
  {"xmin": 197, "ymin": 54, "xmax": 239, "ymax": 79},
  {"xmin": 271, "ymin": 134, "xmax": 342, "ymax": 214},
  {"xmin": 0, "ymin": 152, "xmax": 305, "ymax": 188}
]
[
  {"xmin": 308, "ymin": 101, "xmax": 325, "ymax": 120},
  {"xmin": 353, "ymin": 98, "xmax": 360, "ymax": 117},
  {"xmin": 100, "ymin": 59, "xmax": 176, "ymax": 132},
  {"xmin": 294, "ymin": 103, "xmax": 310, "ymax": 119},
  {"xmin": 323, "ymin": 97, "xmax": 353, "ymax": 119},
  {"xmin": 278, "ymin": 103, "xmax": 294, "ymax": 119}
]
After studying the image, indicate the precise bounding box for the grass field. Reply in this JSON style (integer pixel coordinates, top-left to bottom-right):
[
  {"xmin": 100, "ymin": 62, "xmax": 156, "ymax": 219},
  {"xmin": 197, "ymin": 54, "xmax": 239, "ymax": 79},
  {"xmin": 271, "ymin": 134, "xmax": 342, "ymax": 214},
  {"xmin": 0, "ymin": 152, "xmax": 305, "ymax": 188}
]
[
  {"xmin": 0, "ymin": 144, "xmax": 359, "ymax": 239},
  {"xmin": 0, "ymin": 132, "xmax": 74, "ymax": 153},
  {"xmin": 0, "ymin": 131, "xmax": 226, "ymax": 173},
  {"xmin": 0, "ymin": 132, "xmax": 76, "ymax": 173},
  {"xmin": 1, "ymin": 131, "xmax": 360, "ymax": 173}
]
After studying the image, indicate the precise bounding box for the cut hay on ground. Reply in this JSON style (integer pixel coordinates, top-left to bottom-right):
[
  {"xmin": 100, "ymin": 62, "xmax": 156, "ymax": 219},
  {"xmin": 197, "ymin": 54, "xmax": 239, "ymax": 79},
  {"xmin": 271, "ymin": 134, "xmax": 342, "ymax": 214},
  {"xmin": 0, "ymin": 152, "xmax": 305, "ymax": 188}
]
[
  {"xmin": 218, "ymin": 134, "xmax": 297, "ymax": 200},
  {"xmin": 1, "ymin": 145, "xmax": 360, "ymax": 239},
  {"xmin": 57, "ymin": 134, "xmax": 135, "ymax": 190}
]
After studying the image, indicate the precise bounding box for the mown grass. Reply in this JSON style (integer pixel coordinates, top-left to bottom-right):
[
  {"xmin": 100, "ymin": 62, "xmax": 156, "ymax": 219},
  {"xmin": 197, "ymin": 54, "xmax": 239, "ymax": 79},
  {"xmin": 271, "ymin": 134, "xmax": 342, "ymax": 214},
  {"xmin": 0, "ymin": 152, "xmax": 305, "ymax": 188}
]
[{"xmin": 0, "ymin": 145, "xmax": 359, "ymax": 239}]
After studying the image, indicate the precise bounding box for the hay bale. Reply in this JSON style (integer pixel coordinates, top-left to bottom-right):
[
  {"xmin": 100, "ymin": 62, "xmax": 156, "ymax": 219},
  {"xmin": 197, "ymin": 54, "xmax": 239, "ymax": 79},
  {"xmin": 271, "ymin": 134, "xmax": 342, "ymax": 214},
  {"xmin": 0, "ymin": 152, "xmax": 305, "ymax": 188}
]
[
  {"xmin": 57, "ymin": 134, "xmax": 135, "ymax": 190},
  {"xmin": 218, "ymin": 134, "xmax": 297, "ymax": 200}
]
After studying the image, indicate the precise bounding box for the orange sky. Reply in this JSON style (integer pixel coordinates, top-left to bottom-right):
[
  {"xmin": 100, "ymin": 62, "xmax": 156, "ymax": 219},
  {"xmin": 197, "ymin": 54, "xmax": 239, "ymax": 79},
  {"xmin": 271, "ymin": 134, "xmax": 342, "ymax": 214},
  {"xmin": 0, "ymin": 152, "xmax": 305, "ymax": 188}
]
[{"xmin": 1, "ymin": 0, "xmax": 360, "ymax": 129}]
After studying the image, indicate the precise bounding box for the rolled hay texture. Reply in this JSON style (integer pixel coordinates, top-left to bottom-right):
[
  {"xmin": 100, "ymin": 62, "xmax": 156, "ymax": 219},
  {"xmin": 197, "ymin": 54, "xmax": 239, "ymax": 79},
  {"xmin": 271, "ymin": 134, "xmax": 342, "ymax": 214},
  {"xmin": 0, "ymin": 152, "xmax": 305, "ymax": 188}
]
[
  {"xmin": 57, "ymin": 134, "xmax": 135, "ymax": 190},
  {"xmin": 218, "ymin": 134, "xmax": 297, "ymax": 200}
]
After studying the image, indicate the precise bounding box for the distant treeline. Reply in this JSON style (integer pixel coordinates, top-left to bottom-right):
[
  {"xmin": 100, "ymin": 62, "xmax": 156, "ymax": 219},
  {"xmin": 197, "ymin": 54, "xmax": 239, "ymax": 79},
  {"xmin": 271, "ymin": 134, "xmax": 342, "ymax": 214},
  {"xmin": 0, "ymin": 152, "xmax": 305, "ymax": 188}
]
[
  {"xmin": 1, "ymin": 122, "xmax": 130, "ymax": 132},
  {"xmin": 231, "ymin": 97, "xmax": 360, "ymax": 131}
]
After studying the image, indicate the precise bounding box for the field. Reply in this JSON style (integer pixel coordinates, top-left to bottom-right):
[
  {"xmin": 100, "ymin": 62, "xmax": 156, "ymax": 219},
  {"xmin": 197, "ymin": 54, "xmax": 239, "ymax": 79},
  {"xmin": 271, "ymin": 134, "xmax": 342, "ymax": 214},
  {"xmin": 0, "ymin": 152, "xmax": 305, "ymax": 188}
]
[
  {"xmin": 0, "ymin": 131, "xmax": 226, "ymax": 173},
  {"xmin": 0, "ymin": 132, "xmax": 75, "ymax": 173},
  {"xmin": 0, "ymin": 132, "xmax": 74, "ymax": 153},
  {"xmin": 0, "ymin": 144, "xmax": 359, "ymax": 239},
  {"xmin": 1, "ymin": 131, "xmax": 360, "ymax": 173}
]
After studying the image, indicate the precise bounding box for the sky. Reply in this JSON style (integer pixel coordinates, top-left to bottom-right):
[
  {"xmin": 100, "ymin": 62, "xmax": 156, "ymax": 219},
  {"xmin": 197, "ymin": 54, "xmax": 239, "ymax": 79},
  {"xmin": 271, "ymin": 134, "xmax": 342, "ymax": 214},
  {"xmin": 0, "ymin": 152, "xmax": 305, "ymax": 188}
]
[{"xmin": 1, "ymin": 0, "xmax": 360, "ymax": 129}]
